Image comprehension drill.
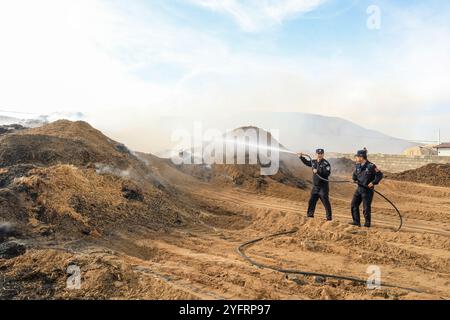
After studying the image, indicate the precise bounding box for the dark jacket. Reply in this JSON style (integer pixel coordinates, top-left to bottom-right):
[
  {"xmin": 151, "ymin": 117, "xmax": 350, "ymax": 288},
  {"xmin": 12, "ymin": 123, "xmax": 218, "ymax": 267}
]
[
  {"xmin": 352, "ymin": 161, "xmax": 383, "ymax": 190},
  {"xmin": 300, "ymin": 157, "xmax": 331, "ymax": 187}
]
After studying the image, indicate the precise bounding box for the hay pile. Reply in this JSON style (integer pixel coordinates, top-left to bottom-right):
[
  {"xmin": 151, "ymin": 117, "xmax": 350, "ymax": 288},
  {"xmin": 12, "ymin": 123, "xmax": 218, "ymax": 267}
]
[
  {"xmin": 0, "ymin": 121, "xmax": 185, "ymax": 241},
  {"xmin": 0, "ymin": 120, "xmax": 141, "ymax": 170},
  {"xmin": 387, "ymin": 164, "xmax": 450, "ymax": 188}
]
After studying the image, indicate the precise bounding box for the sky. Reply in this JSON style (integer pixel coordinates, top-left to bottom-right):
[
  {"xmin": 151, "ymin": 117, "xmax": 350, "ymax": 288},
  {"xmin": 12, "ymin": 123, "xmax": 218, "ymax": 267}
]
[{"xmin": 0, "ymin": 0, "xmax": 449, "ymax": 152}]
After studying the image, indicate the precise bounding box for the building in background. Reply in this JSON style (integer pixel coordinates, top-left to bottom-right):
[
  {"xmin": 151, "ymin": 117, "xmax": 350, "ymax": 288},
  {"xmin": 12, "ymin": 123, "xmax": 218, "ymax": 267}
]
[
  {"xmin": 403, "ymin": 145, "xmax": 438, "ymax": 156},
  {"xmin": 435, "ymin": 143, "xmax": 450, "ymax": 156}
]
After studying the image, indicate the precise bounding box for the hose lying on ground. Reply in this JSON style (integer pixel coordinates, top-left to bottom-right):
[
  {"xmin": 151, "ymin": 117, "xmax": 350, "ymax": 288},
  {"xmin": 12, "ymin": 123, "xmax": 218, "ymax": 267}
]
[
  {"xmin": 302, "ymin": 154, "xmax": 403, "ymax": 232},
  {"xmin": 237, "ymin": 228, "xmax": 426, "ymax": 294}
]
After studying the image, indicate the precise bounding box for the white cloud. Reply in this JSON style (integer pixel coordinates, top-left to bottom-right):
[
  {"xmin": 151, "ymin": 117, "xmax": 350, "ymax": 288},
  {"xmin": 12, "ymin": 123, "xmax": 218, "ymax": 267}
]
[
  {"xmin": 188, "ymin": 0, "xmax": 326, "ymax": 31},
  {"xmin": 0, "ymin": 0, "xmax": 449, "ymax": 150},
  {"xmin": 0, "ymin": 0, "xmax": 171, "ymax": 114},
  {"xmin": 0, "ymin": 0, "xmax": 230, "ymax": 117},
  {"xmin": 0, "ymin": 0, "xmax": 237, "ymax": 151}
]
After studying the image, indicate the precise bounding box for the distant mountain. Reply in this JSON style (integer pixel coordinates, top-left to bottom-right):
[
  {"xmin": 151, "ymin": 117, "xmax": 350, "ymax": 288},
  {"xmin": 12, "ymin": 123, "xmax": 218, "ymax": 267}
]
[
  {"xmin": 215, "ymin": 112, "xmax": 418, "ymax": 154},
  {"xmin": 157, "ymin": 112, "xmax": 417, "ymax": 155}
]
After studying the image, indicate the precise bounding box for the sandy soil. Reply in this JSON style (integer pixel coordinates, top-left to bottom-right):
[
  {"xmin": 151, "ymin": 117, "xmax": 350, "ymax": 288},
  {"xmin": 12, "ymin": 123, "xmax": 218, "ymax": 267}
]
[
  {"xmin": 115, "ymin": 171, "xmax": 450, "ymax": 300},
  {"xmin": 4, "ymin": 162, "xmax": 448, "ymax": 300},
  {"xmin": 1, "ymin": 122, "xmax": 449, "ymax": 300}
]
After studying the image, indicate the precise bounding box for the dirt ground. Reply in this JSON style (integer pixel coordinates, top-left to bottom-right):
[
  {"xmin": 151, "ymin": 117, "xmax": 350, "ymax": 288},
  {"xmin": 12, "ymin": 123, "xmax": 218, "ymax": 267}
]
[
  {"xmin": 111, "ymin": 162, "xmax": 450, "ymax": 300},
  {"xmin": 3, "ymin": 160, "xmax": 449, "ymax": 300},
  {"xmin": 1, "ymin": 122, "xmax": 449, "ymax": 300}
]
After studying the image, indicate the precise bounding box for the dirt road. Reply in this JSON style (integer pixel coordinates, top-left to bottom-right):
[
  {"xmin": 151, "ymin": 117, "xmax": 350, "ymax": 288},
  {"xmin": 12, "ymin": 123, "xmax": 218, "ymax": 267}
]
[{"xmin": 96, "ymin": 175, "xmax": 449, "ymax": 300}]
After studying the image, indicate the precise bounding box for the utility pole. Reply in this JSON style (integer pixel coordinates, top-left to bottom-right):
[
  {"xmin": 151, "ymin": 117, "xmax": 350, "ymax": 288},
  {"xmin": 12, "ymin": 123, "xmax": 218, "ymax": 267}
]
[{"xmin": 437, "ymin": 129, "xmax": 441, "ymax": 156}]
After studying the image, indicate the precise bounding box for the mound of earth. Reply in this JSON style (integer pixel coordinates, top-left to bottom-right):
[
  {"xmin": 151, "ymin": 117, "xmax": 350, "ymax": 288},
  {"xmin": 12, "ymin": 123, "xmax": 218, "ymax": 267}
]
[
  {"xmin": 172, "ymin": 126, "xmax": 308, "ymax": 191},
  {"xmin": 7, "ymin": 165, "xmax": 183, "ymax": 238},
  {"xmin": 387, "ymin": 164, "xmax": 450, "ymax": 188},
  {"xmin": 0, "ymin": 120, "xmax": 142, "ymax": 170},
  {"xmin": 0, "ymin": 120, "xmax": 165, "ymax": 189},
  {"xmin": 0, "ymin": 120, "xmax": 203, "ymax": 299},
  {"xmin": 0, "ymin": 120, "xmax": 191, "ymax": 243},
  {"xmin": 176, "ymin": 161, "xmax": 307, "ymax": 191}
]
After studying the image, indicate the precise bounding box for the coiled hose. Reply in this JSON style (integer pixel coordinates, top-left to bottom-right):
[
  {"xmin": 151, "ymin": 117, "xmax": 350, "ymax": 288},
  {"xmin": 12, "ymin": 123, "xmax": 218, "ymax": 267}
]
[
  {"xmin": 235, "ymin": 154, "xmax": 425, "ymax": 295},
  {"xmin": 237, "ymin": 229, "xmax": 429, "ymax": 295}
]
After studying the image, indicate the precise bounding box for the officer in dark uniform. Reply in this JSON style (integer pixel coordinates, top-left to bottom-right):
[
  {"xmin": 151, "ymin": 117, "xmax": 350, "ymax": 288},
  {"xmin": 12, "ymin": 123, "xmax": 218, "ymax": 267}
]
[
  {"xmin": 350, "ymin": 149, "xmax": 383, "ymax": 228},
  {"xmin": 299, "ymin": 149, "xmax": 332, "ymax": 221}
]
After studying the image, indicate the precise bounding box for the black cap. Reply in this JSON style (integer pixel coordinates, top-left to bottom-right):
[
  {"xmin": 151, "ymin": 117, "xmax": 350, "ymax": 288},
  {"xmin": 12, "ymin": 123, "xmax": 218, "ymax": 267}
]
[
  {"xmin": 355, "ymin": 150, "xmax": 367, "ymax": 158},
  {"xmin": 316, "ymin": 148, "xmax": 325, "ymax": 154}
]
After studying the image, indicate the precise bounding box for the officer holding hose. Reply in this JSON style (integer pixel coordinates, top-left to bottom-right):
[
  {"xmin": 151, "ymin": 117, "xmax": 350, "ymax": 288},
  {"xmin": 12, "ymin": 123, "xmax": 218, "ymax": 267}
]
[
  {"xmin": 298, "ymin": 149, "xmax": 333, "ymax": 221},
  {"xmin": 350, "ymin": 149, "xmax": 384, "ymax": 228}
]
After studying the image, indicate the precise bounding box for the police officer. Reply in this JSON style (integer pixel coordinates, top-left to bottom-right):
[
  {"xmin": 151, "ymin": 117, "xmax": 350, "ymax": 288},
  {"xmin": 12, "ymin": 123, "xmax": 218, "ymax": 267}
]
[
  {"xmin": 298, "ymin": 149, "xmax": 332, "ymax": 221},
  {"xmin": 350, "ymin": 149, "xmax": 383, "ymax": 228}
]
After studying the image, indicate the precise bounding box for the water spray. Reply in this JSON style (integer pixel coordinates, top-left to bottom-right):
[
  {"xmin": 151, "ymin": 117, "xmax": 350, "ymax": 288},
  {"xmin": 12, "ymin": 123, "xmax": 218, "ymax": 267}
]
[
  {"xmin": 202, "ymin": 137, "xmax": 403, "ymax": 231},
  {"xmin": 220, "ymin": 138, "xmax": 298, "ymax": 156}
]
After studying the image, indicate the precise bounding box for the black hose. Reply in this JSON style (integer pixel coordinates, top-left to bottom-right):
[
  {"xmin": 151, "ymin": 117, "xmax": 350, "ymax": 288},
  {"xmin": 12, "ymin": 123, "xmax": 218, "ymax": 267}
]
[
  {"xmin": 302, "ymin": 154, "xmax": 403, "ymax": 232},
  {"xmin": 237, "ymin": 228, "xmax": 427, "ymax": 295}
]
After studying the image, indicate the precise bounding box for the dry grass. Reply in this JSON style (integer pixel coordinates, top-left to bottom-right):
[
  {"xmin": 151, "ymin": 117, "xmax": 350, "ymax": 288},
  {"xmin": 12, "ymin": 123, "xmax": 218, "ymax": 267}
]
[{"xmin": 14, "ymin": 165, "xmax": 124, "ymax": 224}]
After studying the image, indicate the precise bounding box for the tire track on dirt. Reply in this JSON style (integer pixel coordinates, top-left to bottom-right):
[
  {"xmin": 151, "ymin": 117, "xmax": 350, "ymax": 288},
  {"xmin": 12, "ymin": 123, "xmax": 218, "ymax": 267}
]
[{"xmin": 188, "ymin": 187, "xmax": 450, "ymax": 237}]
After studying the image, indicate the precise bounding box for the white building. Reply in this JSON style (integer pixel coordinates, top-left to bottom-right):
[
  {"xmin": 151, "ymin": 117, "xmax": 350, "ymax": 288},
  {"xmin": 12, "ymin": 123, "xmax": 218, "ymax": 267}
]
[{"xmin": 435, "ymin": 143, "xmax": 450, "ymax": 156}]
